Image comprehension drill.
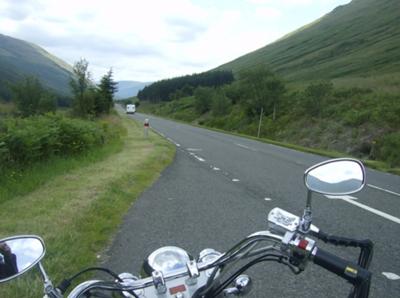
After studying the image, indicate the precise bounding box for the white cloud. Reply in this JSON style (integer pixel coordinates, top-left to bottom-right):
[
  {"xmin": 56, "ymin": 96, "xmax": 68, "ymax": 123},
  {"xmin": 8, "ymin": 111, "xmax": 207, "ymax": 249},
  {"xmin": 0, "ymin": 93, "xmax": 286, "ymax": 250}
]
[
  {"xmin": 255, "ymin": 7, "xmax": 282, "ymax": 19},
  {"xmin": 0, "ymin": 0, "xmax": 352, "ymax": 81},
  {"xmin": 247, "ymin": 0, "xmax": 348, "ymax": 6}
]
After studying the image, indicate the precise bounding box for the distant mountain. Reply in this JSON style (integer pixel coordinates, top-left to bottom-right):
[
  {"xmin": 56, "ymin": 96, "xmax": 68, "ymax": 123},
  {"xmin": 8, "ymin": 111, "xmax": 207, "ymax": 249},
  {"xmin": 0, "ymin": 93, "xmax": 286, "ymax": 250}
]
[
  {"xmin": 217, "ymin": 0, "xmax": 400, "ymax": 81},
  {"xmin": 115, "ymin": 81, "xmax": 151, "ymax": 99},
  {"xmin": 0, "ymin": 34, "xmax": 73, "ymax": 100}
]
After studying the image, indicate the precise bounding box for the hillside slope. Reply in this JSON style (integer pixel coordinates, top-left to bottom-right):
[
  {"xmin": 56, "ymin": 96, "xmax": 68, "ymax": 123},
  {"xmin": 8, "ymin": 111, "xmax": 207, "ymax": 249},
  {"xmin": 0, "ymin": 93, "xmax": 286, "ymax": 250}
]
[
  {"xmin": 0, "ymin": 34, "xmax": 73, "ymax": 99},
  {"xmin": 217, "ymin": 0, "xmax": 400, "ymax": 81}
]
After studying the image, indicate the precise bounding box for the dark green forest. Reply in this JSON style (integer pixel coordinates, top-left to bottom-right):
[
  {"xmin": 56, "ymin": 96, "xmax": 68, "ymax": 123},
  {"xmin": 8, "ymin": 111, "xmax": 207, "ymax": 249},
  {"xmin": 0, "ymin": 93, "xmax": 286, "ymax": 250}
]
[{"xmin": 137, "ymin": 70, "xmax": 234, "ymax": 102}]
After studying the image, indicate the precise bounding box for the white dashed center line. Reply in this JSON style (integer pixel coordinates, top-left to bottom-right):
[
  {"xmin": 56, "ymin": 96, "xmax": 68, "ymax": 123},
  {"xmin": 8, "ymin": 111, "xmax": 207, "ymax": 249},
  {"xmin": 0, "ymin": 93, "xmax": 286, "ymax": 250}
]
[
  {"xmin": 382, "ymin": 272, "xmax": 400, "ymax": 280},
  {"xmin": 235, "ymin": 143, "xmax": 257, "ymax": 152},
  {"xmin": 187, "ymin": 148, "xmax": 203, "ymax": 152}
]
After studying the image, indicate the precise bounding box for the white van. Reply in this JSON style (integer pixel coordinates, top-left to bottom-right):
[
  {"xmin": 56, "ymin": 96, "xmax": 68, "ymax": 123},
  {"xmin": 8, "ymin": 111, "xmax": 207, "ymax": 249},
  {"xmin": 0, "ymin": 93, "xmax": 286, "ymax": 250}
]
[{"xmin": 126, "ymin": 104, "xmax": 136, "ymax": 114}]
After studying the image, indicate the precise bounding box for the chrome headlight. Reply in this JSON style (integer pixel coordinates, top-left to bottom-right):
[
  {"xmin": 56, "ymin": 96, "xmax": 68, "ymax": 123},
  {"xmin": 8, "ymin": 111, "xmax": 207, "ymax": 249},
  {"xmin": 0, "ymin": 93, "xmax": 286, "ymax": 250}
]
[
  {"xmin": 198, "ymin": 248, "xmax": 222, "ymax": 277},
  {"xmin": 198, "ymin": 248, "xmax": 222, "ymax": 264},
  {"xmin": 141, "ymin": 246, "xmax": 192, "ymax": 277}
]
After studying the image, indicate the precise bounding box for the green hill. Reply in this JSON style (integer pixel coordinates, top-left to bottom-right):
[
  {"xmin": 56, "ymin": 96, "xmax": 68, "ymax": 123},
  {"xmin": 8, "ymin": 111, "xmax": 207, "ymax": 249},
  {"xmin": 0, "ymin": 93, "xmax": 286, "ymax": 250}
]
[
  {"xmin": 0, "ymin": 34, "xmax": 73, "ymax": 100},
  {"xmin": 217, "ymin": 0, "xmax": 400, "ymax": 82},
  {"xmin": 139, "ymin": 0, "xmax": 400, "ymax": 171}
]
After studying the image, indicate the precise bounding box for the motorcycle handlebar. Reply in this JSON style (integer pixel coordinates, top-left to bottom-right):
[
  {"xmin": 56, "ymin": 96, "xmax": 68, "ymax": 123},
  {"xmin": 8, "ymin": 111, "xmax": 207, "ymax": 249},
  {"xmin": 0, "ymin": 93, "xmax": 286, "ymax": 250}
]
[
  {"xmin": 58, "ymin": 231, "xmax": 374, "ymax": 298},
  {"xmin": 312, "ymin": 247, "xmax": 371, "ymax": 289}
]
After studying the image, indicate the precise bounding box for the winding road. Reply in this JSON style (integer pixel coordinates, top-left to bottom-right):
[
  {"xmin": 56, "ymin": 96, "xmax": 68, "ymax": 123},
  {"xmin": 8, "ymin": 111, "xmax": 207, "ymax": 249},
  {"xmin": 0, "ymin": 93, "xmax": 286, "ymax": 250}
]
[{"xmin": 103, "ymin": 112, "xmax": 400, "ymax": 297}]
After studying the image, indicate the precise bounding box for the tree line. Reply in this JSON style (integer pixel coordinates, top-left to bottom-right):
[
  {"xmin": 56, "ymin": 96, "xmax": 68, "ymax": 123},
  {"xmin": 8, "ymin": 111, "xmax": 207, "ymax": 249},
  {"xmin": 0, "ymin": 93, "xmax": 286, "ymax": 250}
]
[
  {"xmin": 6, "ymin": 58, "xmax": 117, "ymax": 118},
  {"xmin": 137, "ymin": 70, "xmax": 234, "ymax": 102},
  {"xmin": 190, "ymin": 66, "xmax": 286, "ymax": 120}
]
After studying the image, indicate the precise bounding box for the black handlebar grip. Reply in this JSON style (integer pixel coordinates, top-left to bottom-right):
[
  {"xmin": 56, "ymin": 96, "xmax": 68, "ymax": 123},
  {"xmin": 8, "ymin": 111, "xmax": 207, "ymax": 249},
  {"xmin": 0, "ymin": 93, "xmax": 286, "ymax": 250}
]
[{"xmin": 313, "ymin": 248, "xmax": 371, "ymax": 286}]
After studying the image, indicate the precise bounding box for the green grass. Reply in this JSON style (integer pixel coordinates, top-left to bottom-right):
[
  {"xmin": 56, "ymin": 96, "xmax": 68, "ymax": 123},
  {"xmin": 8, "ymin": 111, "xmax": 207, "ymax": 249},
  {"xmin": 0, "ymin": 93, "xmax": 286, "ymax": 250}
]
[
  {"xmin": 217, "ymin": 0, "xmax": 400, "ymax": 85},
  {"xmin": 0, "ymin": 111, "xmax": 175, "ymax": 297},
  {"xmin": 0, "ymin": 101, "xmax": 15, "ymax": 115},
  {"xmin": 139, "ymin": 101, "xmax": 400, "ymax": 175},
  {"xmin": 0, "ymin": 135, "xmax": 123, "ymax": 204},
  {"xmin": 214, "ymin": 127, "xmax": 400, "ymax": 175},
  {"xmin": 332, "ymin": 72, "xmax": 400, "ymax": 94}
]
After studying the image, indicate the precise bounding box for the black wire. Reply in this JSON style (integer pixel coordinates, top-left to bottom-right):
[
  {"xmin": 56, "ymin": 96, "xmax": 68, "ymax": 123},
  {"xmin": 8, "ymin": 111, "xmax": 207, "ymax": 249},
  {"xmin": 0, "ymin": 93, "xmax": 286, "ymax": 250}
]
[
  {"xmin": 194, "ymin": 237, "xmax": 262, "ymax": 297},
  {"xmin": 200, "ymin": 253, "xmax": 298, "ymax": 297},
  {"xmin": 68, "ymin": 267, "xmax": 123, "ymax": 282},
  {"xmin": 211, "ymin": 254, "xmax": 288, "ymax": 296},
  {"xmin": 211, "ymin": 236, "xmax": 270, "ymax": 267},
  {"xmin": 57, "ymin": 267, "xmax": 125, "ymax": 295},
  {"xmin": 79, "ymin": 281, "xmax": 140, "ymax": 298},
  {"xmin": 196, "ymin": 236, "xmax": 284, "ymax": 297},
  {"xmin": 204, "ymin": 235, "xmax": 279, "ymax": 284}
]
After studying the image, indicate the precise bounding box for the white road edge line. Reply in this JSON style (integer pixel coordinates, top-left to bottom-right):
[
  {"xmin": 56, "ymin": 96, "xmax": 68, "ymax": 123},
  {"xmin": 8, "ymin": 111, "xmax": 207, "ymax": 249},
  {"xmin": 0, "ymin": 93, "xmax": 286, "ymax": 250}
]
[
  {"xmin": 367, "ymin": 184, "xmax": 400, "ymax": 197},
  {"xmin": 326, "ymin": 195, "xmax": 400, "ymax": 224},
  {"xmin": 165, "ymin": 137, "xmax": 180, "ymax": 147}
]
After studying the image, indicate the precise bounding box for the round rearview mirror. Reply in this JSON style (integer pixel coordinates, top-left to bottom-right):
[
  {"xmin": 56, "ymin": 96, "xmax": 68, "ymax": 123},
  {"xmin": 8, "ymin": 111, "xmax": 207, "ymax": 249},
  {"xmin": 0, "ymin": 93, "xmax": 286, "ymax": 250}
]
[
  {"xmin": 304, "ymin": 159, "xmax": 365, "ymax": 195},
  {"xmin": 0, "ymin": 236, "xmax": 45, "ymax": 283}
]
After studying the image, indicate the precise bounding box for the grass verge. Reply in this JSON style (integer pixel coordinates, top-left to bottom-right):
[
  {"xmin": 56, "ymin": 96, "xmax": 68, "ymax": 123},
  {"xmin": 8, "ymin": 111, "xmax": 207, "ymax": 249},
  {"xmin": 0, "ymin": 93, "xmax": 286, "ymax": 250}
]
[
  {"xmin": 198, "ymin": 125, "xmax": 400, "ymax": 175},
  {"xmin": 138, "ymin": 104, "xmax": 400, "ymax": 175},
  {"xmin": 0, "ymin": 113, "xmax": 175, "ymax": 297}
]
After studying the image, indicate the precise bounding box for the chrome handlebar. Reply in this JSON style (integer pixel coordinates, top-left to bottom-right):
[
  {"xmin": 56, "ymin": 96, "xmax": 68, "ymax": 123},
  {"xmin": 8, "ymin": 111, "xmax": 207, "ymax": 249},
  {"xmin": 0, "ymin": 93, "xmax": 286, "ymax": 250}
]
[
  {"xmin": 65, "ymin": 231, "xmax": 287, "ymax": 298},
  {"xmin": 58, "ymin": 207, "xmax": 369, "ymax": 298}
]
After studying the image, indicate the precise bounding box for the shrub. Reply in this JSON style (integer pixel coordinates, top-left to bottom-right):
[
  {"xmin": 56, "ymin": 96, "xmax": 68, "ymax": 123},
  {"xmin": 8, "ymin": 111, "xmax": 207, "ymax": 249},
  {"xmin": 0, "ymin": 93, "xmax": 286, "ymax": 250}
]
[
  {"xmin": 194, "ymin": 86, "xmax": 214, "ymax": 114},
  {"xmin": 11, "ymin": 76, "xmax": 57, "ymax": 117},
  {"xmin": 211, "ymin": 91, "xmax": 231, "ymax": 116},
  {"xmin": 0, "ymin": 114, "xmax": 120, "ymax": 171},
  {"xmin": 302, "ymin": 81, "xmax": 333, "ymax": 117},
  {"xmin": 373, "ymin": 132, "xmax": 400, "ymax": 167}
]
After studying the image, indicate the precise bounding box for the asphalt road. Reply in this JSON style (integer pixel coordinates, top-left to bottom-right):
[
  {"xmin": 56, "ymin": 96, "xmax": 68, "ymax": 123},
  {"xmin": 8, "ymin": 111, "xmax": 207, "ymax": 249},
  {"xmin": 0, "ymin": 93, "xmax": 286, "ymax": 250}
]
[{"xmin": 102, "ymin": 112, "xmax": 400, "ymax": 297}]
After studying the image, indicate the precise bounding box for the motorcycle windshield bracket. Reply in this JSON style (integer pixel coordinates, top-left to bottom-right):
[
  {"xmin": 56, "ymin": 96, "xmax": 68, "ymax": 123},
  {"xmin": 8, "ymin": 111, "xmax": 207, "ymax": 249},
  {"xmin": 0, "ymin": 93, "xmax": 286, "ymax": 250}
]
[
  {"xmin": 152, "ymin": 270, "xmax": 167, "ymax": 294},
  {"xmin": 186, "ymin": 260, "xmax": 199, "ymax": 285},
  {"xmin": 281, "ymin": 231, "xmax": 296, "ymax": 252}
]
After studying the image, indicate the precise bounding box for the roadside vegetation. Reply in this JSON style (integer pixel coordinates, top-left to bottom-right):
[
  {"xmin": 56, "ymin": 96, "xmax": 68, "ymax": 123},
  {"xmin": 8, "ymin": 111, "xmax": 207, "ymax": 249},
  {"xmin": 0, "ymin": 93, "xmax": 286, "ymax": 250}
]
[
  {"xmin": 0, "ymin": 58, "xmax": 119, "ymax": 174},
  {"xmin": 0, "ymin": 114, "xmax": 175, "ymax": 297},
  {"xmin": 0, "ymin": 57, "xmax": 175, "ymax": 297},
  {"xmin": 138, "ymin": 66, "xmax": 400, "ymax": 174}
]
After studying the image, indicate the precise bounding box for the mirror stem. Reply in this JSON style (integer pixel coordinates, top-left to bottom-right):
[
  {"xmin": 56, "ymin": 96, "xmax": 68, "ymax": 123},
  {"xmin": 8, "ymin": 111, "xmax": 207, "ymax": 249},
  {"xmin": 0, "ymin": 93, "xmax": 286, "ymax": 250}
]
[
  {"xmin": 300, "ymin": 190, "xmax": 313, "ymax": 233},
  {"xmin": 306, "ymin": 189, "xmax": 312, "ymax": 210},
  {"xmin": 38, "ymin": 262, "xmax": 61, "ymax": 298}
]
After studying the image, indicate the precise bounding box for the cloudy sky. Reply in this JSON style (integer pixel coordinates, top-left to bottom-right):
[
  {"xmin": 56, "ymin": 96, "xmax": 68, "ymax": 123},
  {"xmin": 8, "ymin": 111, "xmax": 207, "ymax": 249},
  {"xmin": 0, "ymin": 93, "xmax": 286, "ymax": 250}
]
[{"xmin": 0, "ymin": 0, "xmax": 351, "ymax": 82}]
